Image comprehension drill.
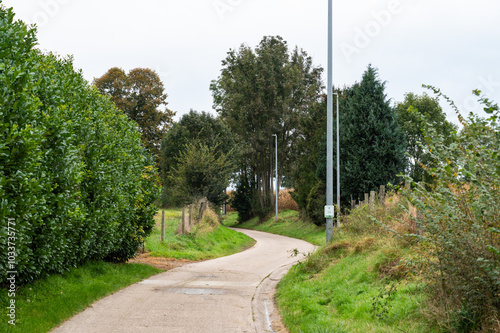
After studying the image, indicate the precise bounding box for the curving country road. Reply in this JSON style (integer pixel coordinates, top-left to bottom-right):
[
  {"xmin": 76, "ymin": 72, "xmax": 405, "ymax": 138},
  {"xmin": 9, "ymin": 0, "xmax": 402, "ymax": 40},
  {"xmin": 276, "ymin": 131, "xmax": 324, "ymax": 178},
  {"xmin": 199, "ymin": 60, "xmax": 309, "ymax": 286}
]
[{"xmin": 51, "ymin": 228, "xmax": 316, "ymax": 333}]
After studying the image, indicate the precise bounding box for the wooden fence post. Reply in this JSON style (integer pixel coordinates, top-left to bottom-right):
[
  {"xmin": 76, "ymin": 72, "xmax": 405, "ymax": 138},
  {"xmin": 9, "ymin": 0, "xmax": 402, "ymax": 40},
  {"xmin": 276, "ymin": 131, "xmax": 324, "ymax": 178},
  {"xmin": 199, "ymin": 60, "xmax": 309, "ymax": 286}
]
[
  {"xmin": 364, "ymin": 193, "xmax": 369, "ymax": 206},
  {"xmin": 379, "ymin": 185, "xmax": 385, "ymax": 208},
  {"xmin": 161, "ymin": 209, "xmax": 165, "ymax": 242},
  {"xmin": 370, "ymin": 191, "xmax": 376, "ymax": 211}
]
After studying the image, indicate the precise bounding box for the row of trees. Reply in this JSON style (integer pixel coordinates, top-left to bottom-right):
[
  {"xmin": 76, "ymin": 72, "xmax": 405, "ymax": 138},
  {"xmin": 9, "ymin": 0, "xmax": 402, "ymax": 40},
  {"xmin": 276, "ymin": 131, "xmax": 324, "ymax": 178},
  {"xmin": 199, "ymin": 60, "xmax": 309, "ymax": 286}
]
[
  {"xmin": 153, "ymin": 36, "xmax": 456, "ymax": 226},
  {"xmin": 293, "ymin": 66, "xmax": 457, "ymax": 224},
  {"xmin": 210, "ymin": 36, "xmax": 324, "ymax": 218},
  {"xmin": 90, "ymin": 35, "xmax": 456, "ymax": 227}
]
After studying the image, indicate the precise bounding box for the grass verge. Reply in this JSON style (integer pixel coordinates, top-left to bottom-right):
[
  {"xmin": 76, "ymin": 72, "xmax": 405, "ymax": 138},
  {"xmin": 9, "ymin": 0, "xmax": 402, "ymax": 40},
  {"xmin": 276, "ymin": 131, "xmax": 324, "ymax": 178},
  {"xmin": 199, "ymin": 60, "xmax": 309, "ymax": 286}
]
[
  {"xmin": 225, "ymin": 205, "xmax": 433, "ymax": 332},
  {"xmin": 276, "ymin": 232, "xmax": 431, "ymax": 332},
  {"xmin": 224, "ymin": 209, "xmax": 325, "ymax": 246},
  {"xmin": 1, "ymin": 208, "xmax": 255, "ymax": 332},
  {"xmin": 145, "ymin": 209, "xmax": 256, "ymax": 260},
  {"xmin": 0, "ymin": 261, "xmax": 160, "ymax": 333}
]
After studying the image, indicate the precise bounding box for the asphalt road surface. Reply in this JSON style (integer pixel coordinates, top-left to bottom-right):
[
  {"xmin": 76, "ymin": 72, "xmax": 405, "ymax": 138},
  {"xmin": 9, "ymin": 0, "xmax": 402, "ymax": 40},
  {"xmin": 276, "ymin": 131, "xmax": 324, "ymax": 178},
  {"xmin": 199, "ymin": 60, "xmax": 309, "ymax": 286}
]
[{"xmin": 51, "ymin": 228, "xmax": 316, "ymax": 333}]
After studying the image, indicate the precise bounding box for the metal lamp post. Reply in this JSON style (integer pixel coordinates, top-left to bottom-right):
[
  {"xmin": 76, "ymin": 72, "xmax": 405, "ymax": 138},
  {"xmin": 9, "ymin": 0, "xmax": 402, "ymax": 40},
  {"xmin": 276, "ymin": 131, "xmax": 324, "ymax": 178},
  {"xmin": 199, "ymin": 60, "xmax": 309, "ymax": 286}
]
[
  {"xmin": 335, "ymin": 92, "xmax": 340, "ymax": 227},
  {"xmin": 273, "ymin": 134, "xmax": 278, "ymax": 221},
  {"xmin": 326, "ymin": 0, "xmax": 334, "ymax": 242}
]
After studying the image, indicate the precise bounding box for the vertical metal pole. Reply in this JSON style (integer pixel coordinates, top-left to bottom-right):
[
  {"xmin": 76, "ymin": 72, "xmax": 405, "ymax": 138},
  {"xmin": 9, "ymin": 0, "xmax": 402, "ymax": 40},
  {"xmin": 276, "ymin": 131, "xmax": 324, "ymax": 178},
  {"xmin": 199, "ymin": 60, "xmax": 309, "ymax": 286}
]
[
  {"xmin": 336, "ymin": 92, "xmax": 340, "ymax": 227},
  {"xmin": 273, "ymin": 134, "xmax": 278, "ymax": 221},
  {"xmin": 326, "ymin": 0, "xmax": 334, "ymax": 242}
]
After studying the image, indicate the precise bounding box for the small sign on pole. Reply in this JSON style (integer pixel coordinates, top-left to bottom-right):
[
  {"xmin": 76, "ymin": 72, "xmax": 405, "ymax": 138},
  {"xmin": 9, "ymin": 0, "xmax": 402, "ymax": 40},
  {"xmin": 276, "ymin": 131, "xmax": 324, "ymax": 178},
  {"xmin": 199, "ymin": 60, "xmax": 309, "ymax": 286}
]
[{"xmin": 324, "ymin": 205, "xmax": 335, "ymax": 219}]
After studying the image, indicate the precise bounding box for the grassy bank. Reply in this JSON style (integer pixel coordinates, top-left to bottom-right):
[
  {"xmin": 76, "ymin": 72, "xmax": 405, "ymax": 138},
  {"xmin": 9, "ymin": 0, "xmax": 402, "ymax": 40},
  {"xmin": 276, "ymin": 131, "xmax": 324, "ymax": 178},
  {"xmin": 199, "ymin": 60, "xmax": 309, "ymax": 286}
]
[
  {"xmin": 276, "ymin": 232, "xmax": 431, "ymax": 332},
  {"xmin": 224, "ymin": 209, "xmax": 325, "ymax": 246},
  {"xmin": 146, "ymin": 209, "xmax": 256, "ymax": 260},
  {"xmin": 225, "ymin": 205, "xmax": 432, "ymax": 332},
  {"xmin": 0, "ymin": 261, "xmax": 160, "ymax": 333}
]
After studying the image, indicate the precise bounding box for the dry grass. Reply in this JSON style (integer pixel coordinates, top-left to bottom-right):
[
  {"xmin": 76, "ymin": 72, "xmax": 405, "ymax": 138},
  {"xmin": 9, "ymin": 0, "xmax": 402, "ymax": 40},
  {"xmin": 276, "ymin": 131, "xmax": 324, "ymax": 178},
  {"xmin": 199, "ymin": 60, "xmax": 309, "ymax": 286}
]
[
  {"xmin": 225, "ymin": 188, "xmax": 300, "ymax": 212},
  {"xmin": 192, "ymin": 207, "xmax": 220, "ymax": 235},
  {"xmin": 278, "ymin": 188, "xmax": 299, "ymax": 211}
]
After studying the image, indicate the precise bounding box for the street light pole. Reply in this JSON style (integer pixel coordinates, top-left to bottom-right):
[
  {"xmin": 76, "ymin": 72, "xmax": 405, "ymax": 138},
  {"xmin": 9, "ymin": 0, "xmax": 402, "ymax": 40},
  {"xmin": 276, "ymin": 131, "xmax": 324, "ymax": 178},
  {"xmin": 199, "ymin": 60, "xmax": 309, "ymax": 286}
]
[
  {"xmin": 326, "ymin": 0, "xmax": 334, "ymax": 242},
  {"xmin": 273, "ymin": 134, "xmax": 278, "ymax": 221},
  {"xmin": 335, "ymin": 92, "xmax": 340, "ymax": 227}
]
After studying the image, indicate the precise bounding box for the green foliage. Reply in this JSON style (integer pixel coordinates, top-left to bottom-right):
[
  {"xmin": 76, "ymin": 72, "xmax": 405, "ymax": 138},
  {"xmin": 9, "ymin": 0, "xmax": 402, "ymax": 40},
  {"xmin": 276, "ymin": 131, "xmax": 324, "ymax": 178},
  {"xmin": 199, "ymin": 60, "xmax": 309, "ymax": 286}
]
[
  {"xmin": 160, "ymin": 110, "xmax": 234, "ymax": 207},
  {"xmin": 145, "ymin": 209, "xmax": 255, "ymax": 261},
  {"xmin": 338, "ymin": 65, "xmax": 407, "ymax": 204},
  {"xmin": 0, "ymin": 5, "xmax": 159, "ymax": 284},
  {"xmin": 291, "ymin": 96, "xmax": 327, "ymax": 214},
  {"xmin": 168, "ymin": 141, "xmax": 233, "ymax": 206},
  {"xmin": 211, "ymin": 35, "xmax": 323, "ymax": 218},
  {"xmin": 230, "ymin": 176, "xmax": 255, "ymax": 223},
  {"xmin": 404, "ymin": 87, "xmax": 500, "ymax": 331},
  {"xmin": 299, "ymin": 65, "xmax": 406, "ymax": 224},
  {"xmin": 394, "ymin": 92, "xmax": 457, "ymax": 183},
  {"xmin": 0, "ymin": 261, "xmax": 160, "ymax": 333},
  {"xmin": 94, "ymin": 67, "xmax": 175, "ymax": 164},
  {"xmin": 305, "ymin": 181, "xmax": 326, "ymax": 226}
]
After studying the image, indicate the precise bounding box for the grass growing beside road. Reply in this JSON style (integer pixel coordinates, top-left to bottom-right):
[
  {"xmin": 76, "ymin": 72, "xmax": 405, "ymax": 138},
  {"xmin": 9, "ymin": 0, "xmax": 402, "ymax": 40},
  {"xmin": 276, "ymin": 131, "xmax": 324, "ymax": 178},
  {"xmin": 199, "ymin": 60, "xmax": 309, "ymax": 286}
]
[
  {"xmin": 276, "ymin": 232, "xmax": 431, "ymax": 333},
  {"xmin": 145, "ymin": 209, "xmax": 256, "ymax": 261},
  {"xmin": 0, "ymin": 261, "xmax": 160, "ymax": 333},
  {"xmin": 225, "ymin": 203, "xmax": 433, "ymax": 332},
  {"xmin": 224, "ymin": 209, "xmax": 325, "ymax": 246},
  {"xmin": 1, "ymin": 208, "xmax": 255, "ymax": 333}
]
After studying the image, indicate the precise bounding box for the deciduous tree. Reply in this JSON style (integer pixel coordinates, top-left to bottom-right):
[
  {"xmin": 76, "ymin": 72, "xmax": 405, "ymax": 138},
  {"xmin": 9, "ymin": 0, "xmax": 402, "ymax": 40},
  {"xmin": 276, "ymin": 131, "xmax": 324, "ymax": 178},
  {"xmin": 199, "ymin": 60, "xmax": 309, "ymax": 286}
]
[
  {"xmin": 394, "ymin": 92, "xmax": 457, "ymax": 183},
  {"xmin": 94, "ymin": 67, "xmax": 175, "ymax": 164},
  {"xmin": 160, "ymin": 110, "xmax": 234, "ymax": 207},
  {"xmin": 211, "ymin": 35, "xmax": 323, "ymax": 220}
]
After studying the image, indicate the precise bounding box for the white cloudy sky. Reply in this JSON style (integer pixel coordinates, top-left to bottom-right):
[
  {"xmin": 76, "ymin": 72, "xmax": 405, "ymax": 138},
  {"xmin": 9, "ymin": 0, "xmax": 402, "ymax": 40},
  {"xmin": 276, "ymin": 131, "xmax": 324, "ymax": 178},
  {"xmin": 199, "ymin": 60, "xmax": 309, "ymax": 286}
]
[{"xmin": 3, "ymin": 0, "xmax": 500, "ymax": 123}]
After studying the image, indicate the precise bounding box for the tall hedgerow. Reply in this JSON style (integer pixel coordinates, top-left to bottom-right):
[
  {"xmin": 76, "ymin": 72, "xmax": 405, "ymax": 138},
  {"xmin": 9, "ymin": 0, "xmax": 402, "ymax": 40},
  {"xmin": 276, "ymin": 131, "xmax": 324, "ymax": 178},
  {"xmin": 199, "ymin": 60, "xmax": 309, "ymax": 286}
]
[{"xmin": 0, "ymin": 4, "xmax": 159, "ymax": 284}]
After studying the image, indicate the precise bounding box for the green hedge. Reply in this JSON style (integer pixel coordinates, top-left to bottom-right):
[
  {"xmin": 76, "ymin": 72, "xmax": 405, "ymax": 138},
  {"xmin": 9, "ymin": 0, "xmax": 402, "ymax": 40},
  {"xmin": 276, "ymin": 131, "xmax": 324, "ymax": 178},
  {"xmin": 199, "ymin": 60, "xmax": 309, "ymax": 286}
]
[{"xmin": 0, "ymin": 5, "xmax": 159, "ymax": 284}]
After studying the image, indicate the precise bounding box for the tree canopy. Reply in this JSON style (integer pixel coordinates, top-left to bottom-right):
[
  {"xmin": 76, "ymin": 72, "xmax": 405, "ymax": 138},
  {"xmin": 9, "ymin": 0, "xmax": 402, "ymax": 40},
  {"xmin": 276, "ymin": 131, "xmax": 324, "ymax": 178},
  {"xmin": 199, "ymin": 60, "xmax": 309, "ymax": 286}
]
[
  {"xmin": 94, "ymin": 67, "xmax": 175, "ymax": 164},
  {"xmin": 338, "ymin": 65, "xmax": 407, "ymax": 200},
  {"xmin": 394, "ymin": 92, "xmax": 457, "ymax": 183},
  {"xmin": 211, "ymin": 35, "xmax": 323, "ymax": 219},
  {"xmin": 160, "ymin": 110, "xmax": 235, "ymax": 207},
  {"xmin": 293, "ymin": 66, "xmax": 407, "ymax": 224}
]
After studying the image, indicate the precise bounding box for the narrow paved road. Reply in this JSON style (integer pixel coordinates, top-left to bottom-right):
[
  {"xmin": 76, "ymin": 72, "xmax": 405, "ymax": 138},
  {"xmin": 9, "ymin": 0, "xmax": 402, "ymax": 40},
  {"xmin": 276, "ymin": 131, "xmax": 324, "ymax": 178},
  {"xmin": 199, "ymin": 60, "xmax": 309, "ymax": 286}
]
[{"xmin": 52, "ymin": 229, "xmax": 316, "ymax": 333}]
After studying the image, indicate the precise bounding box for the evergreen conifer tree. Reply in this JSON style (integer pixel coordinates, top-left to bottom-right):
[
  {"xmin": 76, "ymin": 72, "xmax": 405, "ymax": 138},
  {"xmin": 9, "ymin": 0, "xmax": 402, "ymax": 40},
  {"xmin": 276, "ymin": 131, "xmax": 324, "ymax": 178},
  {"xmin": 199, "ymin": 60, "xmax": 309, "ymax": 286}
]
[{"xmin": 339, "ymin": 65, "xmax": 406, "ymax": 203}]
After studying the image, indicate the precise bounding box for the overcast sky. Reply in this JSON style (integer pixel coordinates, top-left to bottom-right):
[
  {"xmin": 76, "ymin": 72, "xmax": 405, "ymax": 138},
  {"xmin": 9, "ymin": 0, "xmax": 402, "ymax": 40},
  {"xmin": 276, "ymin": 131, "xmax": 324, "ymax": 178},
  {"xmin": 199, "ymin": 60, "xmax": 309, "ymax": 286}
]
[{"xmin": 3, "ymin": 0, "xmax": 500, "ymax": 123}]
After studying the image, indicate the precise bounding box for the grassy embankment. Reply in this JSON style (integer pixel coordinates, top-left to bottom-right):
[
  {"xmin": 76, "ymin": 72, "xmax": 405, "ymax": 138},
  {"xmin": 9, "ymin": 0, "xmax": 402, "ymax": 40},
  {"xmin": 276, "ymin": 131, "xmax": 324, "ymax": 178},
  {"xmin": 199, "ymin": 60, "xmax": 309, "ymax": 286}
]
[
  {"xmin": 226, "ymin": 197, "xmax": 434, "ymax": 333},
  {"xmin": 1, "ymin": 207, "xmax": 254, "ymax": 333},
  {"xmin": 146, "ymin": 208, "xmax": 255, "ymax": 260}
]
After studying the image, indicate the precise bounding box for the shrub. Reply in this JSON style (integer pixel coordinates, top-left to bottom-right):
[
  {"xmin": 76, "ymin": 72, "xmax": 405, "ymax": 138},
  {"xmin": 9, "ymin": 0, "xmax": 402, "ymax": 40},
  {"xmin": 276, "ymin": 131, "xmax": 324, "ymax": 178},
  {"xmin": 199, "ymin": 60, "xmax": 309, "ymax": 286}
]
[
  {"xmin": 0, "ymin": 5, "xmax": 159, "ymax": 284},
  {"xmin": 404, "ymin": 88, "xmax": 500, "ymax": 331}
]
